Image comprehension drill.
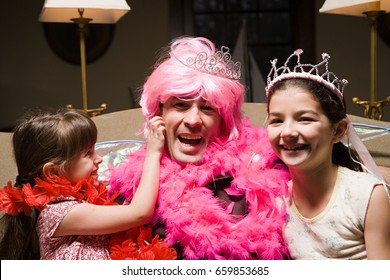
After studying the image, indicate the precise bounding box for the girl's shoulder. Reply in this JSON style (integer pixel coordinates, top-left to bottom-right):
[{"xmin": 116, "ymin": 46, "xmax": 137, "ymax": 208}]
[
  {"xmin": 335, "ymin": 166, "xmax": 381, "ymax": 223},
  {"xmin": 338, "ymin": 166, "xmax": 383, "ymax": 186},
  {"xmin": 37, "ymin": 199, "xmax": 82, "ymax": 237},
  {"xmin": 41, "ymin": 199, "xmax": 80, "ymax": 216},
  {"xmin": 337, "ymin": 166, "xmax": 383, "ymax": 209}
]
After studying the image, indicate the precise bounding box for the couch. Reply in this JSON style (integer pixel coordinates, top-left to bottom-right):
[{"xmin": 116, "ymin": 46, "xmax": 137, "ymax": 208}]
[{"xmin": 1, "ymin": 103, "xmax": 389, "ymax": 186}]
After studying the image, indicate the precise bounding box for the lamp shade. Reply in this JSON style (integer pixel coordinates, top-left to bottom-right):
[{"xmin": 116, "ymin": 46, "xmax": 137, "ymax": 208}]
[
  {"xmin": 39, "ymin": 0, "xmax": 131, "ymax": 23},
  {"xmin": 320, "ymin": 0, "xmax": 390, "ymax": 16}
]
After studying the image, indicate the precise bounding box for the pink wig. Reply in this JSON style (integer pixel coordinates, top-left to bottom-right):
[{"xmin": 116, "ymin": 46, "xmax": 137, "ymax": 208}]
[{"xmin": 140, "ymin": 37, "xmax": 245, "ymax": 140}]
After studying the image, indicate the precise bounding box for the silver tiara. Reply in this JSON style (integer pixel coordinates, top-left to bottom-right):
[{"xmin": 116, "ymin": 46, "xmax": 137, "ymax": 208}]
[
  {"xmin": 265, "ymin": 49, "xmax": 348, "ymax": 100},
  {"xmin": 173, "ymin": 46, "xmax": 241, "ymax": 80}
]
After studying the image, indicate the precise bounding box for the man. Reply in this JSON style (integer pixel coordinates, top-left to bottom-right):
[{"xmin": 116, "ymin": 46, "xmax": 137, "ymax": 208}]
[{"xmin": 109, "ymin": 37, "xmax": 290, "ymax": 259}]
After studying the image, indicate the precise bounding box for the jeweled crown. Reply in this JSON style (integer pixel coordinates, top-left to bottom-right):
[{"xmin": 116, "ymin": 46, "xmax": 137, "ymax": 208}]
[
  {"xmin": 173, "ymin": 46, "xmax": 241, "ymax": 80},
  {"xmin": 265, "ymin": 49, "xmax": 348, "ymax": 100}
]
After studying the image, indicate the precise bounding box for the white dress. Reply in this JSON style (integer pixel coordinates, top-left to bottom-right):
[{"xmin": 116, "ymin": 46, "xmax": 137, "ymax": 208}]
[{"xmin": 284, "ymin": 166, "xmax": 382, "ymax": 259}]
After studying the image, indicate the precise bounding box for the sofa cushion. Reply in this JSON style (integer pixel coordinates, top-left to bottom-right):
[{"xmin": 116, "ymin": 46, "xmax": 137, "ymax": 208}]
[{"xmin": 0, "ymin": 103, "xmax": 389, "ymax": 186}]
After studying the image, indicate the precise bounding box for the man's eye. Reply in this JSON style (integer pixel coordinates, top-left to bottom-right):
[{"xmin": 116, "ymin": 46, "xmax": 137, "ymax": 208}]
[
  {"xmin": 173, "ymin": 102, "xmax": 188, "ymax": 109},
  {"xmin": 202, "ymin": 105, "xmax": 216, "ymax": 112}
]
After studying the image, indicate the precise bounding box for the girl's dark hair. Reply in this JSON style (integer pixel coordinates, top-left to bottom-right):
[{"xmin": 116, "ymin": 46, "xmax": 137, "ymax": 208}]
[
  {"xmin": 0, "ymin": 109, "xmax": 97, "ymax": 259},
  {"xmin": 267, "ymin": 78, "xmax": 362, "ymax": 171}
]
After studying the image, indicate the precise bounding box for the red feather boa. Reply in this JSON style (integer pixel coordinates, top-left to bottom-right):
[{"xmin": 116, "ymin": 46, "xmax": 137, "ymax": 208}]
[
  {"xmin": 0, "ymin": 176, "xmax": 176, "ymax": 260},
  {"xmin": 0, "ymin": 176, "xmax": 117, "ymax": 216}
]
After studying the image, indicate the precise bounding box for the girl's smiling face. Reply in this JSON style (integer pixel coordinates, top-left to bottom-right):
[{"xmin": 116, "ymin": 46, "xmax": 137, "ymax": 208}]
[
  {"xmin": 67, "ymin": 146, "xmax": 102, "ymax": 186},
  {"xmin": 267, "ymin": 86, "xmax": 339, "ymax": 171}
]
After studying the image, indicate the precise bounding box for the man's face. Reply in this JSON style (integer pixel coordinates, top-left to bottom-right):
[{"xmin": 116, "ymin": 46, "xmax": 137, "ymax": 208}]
[{"xmin": 161, "ymin": 97, "xmax": 222, "ymax": 164}]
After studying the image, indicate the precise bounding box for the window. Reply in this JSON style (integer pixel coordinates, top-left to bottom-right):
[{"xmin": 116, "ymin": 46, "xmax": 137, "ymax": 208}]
[{"xmin": 169, "ymin": 0, "xmax": 315, "ymax": 101}]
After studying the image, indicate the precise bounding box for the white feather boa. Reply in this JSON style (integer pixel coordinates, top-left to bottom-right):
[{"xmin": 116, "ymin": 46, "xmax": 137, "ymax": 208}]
[{"xmin": 109, "ymin": 122, "xmax": 291, "ymax": 259}]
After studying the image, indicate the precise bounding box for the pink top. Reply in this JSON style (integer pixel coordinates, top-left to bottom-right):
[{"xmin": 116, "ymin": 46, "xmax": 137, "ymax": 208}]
[{"xmin": 36, "ymin": 199, "xmax": 111, "ymax": 260}]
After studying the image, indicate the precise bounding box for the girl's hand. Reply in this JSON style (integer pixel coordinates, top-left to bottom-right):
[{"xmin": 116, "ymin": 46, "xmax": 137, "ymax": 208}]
[{"xmin": 146, "ymin": 116, "xmax": 166, "ymax": 155}]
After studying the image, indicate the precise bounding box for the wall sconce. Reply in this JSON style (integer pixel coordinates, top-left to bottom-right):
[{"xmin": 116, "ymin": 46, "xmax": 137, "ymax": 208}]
[{"xmin": 39, "ymin": 0, "xmax": 131, "ymax": 116}]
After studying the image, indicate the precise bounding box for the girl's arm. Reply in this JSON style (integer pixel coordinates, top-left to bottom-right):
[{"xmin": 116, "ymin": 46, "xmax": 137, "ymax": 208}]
[
  {"xmin": 54, "ymin": 116, "xmax": 165, "ymax": 236},
  {"xmin": 365, "ymin": 184, "xmax": 390, "ymax": 259}
]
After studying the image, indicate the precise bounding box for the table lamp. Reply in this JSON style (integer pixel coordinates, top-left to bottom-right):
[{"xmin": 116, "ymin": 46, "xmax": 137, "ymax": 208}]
[
  {"xmin": 320, "ymin": 0, "xmax": 390, "ymax": 120},
  {"xmin": 39, "ymin": 0, "xmax": 131, "ymax": 116}
]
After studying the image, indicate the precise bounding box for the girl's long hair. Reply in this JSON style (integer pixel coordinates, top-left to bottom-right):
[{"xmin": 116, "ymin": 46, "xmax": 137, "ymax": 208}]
[{"xmin": 0, "ymin": 109, "xmax": 97, "ymax": 259}]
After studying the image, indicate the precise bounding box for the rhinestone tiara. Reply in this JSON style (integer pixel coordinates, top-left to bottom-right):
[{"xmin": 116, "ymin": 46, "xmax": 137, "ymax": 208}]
[
  {"xmin": 265, "ymin": 49, "xmax": 348, "ymax": 100},
  {"xmin": 172, "ymin": 46, "xmax": 241, "ymax": 80}
]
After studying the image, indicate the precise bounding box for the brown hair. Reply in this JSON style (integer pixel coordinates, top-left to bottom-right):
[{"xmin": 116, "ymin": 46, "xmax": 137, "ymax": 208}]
[
  {"xmin": 0, "ymin": 109, "xmax": 97, "ymax": 259},
  {"xmin": 13, "ymin": 109, "xmax": 97, "ymax": 183}
]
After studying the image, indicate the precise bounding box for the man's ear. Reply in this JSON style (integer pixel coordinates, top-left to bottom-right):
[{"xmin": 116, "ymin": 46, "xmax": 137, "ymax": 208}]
[
  {"xmin": 42, "ymin": 162, "xmax": 59, "ymax": 179},
  {"xmin": 333, "ymin": 118, "xmax": 349, "ymax": 143}
]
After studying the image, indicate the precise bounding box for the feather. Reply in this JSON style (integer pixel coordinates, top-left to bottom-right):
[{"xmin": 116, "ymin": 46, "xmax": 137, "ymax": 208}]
[{"xmin": 109, "ymin": 121, "xmax": 291, "ymax": 259}]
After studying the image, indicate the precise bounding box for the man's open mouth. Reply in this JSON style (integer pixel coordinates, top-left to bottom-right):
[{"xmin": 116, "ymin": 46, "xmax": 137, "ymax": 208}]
[{"xmin": 178, "ymin": 134, "xmax": 203, "ymax": 145}]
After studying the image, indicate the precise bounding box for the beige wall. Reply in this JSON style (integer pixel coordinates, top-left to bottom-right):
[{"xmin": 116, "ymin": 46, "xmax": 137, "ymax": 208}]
[{"xmin": 1, "ymin": 0, "xmax": 390, "ymax": 131}]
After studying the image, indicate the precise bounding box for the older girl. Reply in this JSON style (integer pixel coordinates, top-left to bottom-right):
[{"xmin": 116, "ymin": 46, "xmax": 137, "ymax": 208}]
[{"xmin": 266, "ymin": 50, "xmax": 390, "ymax": 259}]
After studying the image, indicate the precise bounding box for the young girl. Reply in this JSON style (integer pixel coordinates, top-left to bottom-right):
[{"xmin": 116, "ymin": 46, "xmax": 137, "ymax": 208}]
[
  {"xmin": 0, "ymin": 109, "xmax": 169, "ymax": 260},
  {"xmin": 265, "ymin": 49, "xmax": 390, "ymax": 259}
]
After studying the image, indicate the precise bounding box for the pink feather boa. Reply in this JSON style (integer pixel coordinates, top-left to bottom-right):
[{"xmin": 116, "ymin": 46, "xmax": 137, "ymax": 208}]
[{"xmin": 109, "ymin": 121, "xmax": 291, "ymax": 259}]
